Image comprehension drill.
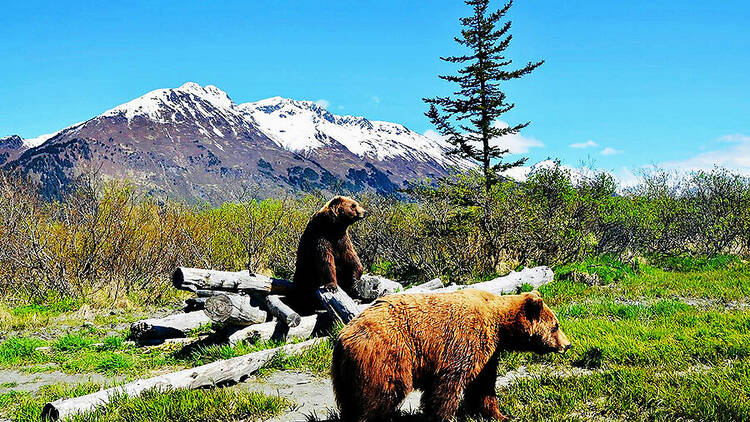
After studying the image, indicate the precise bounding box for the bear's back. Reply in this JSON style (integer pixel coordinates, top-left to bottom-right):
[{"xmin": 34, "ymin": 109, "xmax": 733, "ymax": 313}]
[{"xmin": 339, "ymin": 290, "xmax": 506, "ymax": 356}]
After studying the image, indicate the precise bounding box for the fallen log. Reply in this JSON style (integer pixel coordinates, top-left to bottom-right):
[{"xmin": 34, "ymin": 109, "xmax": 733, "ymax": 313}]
[
  {"xmin": 315, "ymin": 287, "xmax": 360, "ymax": 324},
  {"xmin": 352, "ymin": 274, "xmax": 402, "ymax": 300},
  {"xmin": 172, "ymin": 267, "xmax": 293, "ymax": 295},
  {"xmin": 41, "ymin": 338, "xmax": 324, "ymax": 421},
  {"xmin": 226, "ymin": 314, "xmax": 322, "ymax": 345},
  {"xmin": 263, "ymin": 295, "xmax": 301, "ymax": 327},
  {"xmin": 130, "ymin": 311, "xmax": 212, "ymax": 341},
  {"xmin": 204, "ymin": 293, "xmax": 267, "ymax": 325},
  {"xmin": 400, "ymin": 278, "xmax": 443, "ymax": 294},
  {"xmin": 431, "ymin": 266, "xmax": 554, "ymax": 295}
]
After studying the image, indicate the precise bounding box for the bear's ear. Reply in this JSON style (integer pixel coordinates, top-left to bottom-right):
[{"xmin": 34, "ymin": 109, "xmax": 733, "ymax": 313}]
[
  {"xmin": 326, "ymin": 197, "xmax": 342, "ymax": 218},
  {"xmin": 525, "ymin": 294, "xmax": 544, "ymax": 320}
]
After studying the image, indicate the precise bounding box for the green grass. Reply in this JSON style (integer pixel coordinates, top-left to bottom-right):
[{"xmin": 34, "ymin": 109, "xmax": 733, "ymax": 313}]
[
  {"xmin": 3, "ymin": 257, "xmax": 750, "ymax": 421},
  {"xmin": 0, "ymin": 382, "xmax": 103, "ymax": 422},
  {"xmin": 540, "ymin": 263, "xmax": 750, "ymax": 306},
  {"xmin": 0, "ymin": 382, "xmax": 289, "ymax": 422},
  {"xmin": 495, "ymin": 361, "xmax": 750, "ymax": 421},
  {"xmin": 0, "ymin": 337, "xmax": 46, "ymax": 366},
  {"xmin": 66, "ymin": 388, "xmax": 289, "ymax": 422},
  {"xmin": 0, "ymin": 330, "xmax": 329, "ymax": 378},
  {"xmin": 259, "ymin": 339, "xmax": 333, "ymax": 377}
]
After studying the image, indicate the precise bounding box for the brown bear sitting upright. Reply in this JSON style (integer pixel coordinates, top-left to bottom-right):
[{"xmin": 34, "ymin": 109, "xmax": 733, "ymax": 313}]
[
  {"xmin": 332, "ymin": 290, "xmax": 571, "ymax": 422},
  {"xmin": 292, "ymin": 196, "xmax": 367, "ymax": 311}
]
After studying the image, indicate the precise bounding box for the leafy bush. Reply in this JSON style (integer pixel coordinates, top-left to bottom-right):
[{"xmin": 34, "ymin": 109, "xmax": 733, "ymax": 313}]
[
  {"xmin": 0, "ymin": 165, "xmax": 749, "ymax": 304},
  {"xmin": 555, "ymin": 255, "xmax": 636, "ymax": 285}
]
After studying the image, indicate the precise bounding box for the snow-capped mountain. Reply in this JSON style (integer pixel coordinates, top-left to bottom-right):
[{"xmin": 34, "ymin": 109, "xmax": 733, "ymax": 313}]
[
  {"xmin": 237, "ymin": 97, "xmax": 467, "ymax": 168},
  {"xmin": 3, "ymin": 82, "xmax": 473, "ymax": 201}
]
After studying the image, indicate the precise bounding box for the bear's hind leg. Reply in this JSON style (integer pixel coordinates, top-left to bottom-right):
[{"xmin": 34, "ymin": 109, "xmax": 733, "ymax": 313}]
[
  {"xmin": 420, "ymin": 380, "xmax": 464, "ymax": 422},
  {"xmin": 463, "ymin": 357, "xmax": 507, "ymax": 420},
  {"xmin": 352, "ymin": 384, "xmax": 408, "ymax": 422}
]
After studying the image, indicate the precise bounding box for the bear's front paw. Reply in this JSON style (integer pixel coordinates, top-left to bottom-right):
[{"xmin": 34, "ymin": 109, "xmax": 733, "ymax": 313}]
[{"xmin": 322, "ymin": 282, "xmax": 339, "ymax": 292}]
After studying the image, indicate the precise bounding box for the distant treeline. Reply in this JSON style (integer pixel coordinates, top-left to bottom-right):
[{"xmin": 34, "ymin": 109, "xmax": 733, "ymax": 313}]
[{"xmin": 0, "ymin": 165, "xmax": 748, "ymax": 303}]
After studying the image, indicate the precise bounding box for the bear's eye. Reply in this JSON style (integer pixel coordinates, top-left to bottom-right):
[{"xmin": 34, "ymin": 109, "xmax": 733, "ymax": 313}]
[{"xmin": 551, "ymin": 324, "xmax": 559, "ymax": 333}]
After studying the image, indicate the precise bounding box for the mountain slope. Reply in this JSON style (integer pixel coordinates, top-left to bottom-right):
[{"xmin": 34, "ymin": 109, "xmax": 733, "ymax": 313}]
[{"xmin": 4, "ymin": 83, "xmax": 473, "ymax": 201}]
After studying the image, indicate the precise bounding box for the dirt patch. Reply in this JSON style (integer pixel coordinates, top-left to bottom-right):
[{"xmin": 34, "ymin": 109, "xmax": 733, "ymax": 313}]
[{"xmin": 239, "ymin": 366, "xmax": 579, "ymax": 421}]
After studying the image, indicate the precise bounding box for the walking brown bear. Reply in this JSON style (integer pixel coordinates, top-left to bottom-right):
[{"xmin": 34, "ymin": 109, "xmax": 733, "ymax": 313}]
[
  {"xmin": 291, "ymin": 196, "xmax": 367, "ymax": 313},
  {"xmin": 331, "ymin": 290, "xmax": 572, "ymax": 421}
]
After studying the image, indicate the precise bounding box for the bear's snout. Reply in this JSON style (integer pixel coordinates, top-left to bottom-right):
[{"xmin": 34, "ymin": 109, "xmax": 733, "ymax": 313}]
[{"xmin": 556, "ymin": 331, "xmax": 572, "ymax": 354}]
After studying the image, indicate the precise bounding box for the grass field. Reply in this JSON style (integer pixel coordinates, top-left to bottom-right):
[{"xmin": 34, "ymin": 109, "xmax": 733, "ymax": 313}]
[{"xmin": 0, "ymin": 260, "xmax": 748, "ymax": 421}]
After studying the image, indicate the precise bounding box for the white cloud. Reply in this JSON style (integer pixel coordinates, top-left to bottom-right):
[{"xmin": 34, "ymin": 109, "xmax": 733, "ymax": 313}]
[
  {"xmin": 570, "ymin": 140, "xmax": 598, "ymax": 149},
  {"xmin": 314, "ymin": 99, "xmax": 330, "ymax": 108},
  {"xmin": 490, "ymin": 121, "xmax": 544, "ymax": 154},
  {"xmin": 423, "ymin": 121, "xmax": 544, "ymax": 155},
  {"xmin": 658, "ymin": 134, "xmax": 750, "ymax": 174},
  {"xmin": 600, "ymin": 147, "xmax": 622, "ymax": 156},
  {"xmin": 718, "ymin": 134, "xmax": 750, "ymax": 143}
]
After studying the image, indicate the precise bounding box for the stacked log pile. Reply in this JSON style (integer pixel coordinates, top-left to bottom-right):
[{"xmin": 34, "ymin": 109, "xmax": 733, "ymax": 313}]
[
  {"xmin": 129, "ymin": 266, "xmax": 554, "ymax": 344},
  {"xmin": 46, "ymin": 266, "xmax": 554, "ymax": 420}
]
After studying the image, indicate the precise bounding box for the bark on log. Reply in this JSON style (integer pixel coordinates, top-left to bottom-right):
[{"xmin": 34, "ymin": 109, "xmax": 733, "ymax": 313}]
[
  {"xmin": 172, "ymin": 267, "xmax": 293, "ymax": 295},
  {"xmin": 204, "ymin": 294, "xmax": 267, "ymax": 325},
  {"xmin": 263, "ymin": 295, "xmax": 301, "ymax": 327},
  {"xmin": 315, "ymin": 287, "xmax": 360, "ymax": 324},
  {"xmin": 130, "ymin": 311, "xmax": 211, "ymax": 341},
  {"xmin": 41, "ymin": 338, "xmax": 324, "ymax": 421},
  {"xmin": 226, "ymin": 314, "xmax": 322, "ymax": 345}
]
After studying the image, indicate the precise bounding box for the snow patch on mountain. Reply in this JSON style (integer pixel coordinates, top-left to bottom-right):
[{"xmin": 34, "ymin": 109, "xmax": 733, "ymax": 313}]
[
  {"xmin": 103, "ymin": 82, "xmax": 238, "ymax": 124},
  {"xmin": 23, "ymin": 131, "xmax": 58, "ymax": 148},
  {"xmin": 238, "ymin": 96, "xmax": 472, "ymax": 168}
]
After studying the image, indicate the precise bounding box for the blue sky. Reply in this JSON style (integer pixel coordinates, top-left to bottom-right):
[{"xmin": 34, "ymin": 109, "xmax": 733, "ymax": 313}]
[{"xmin": 1, "ymin": 0, "xmax": 748, "ymax": 181}]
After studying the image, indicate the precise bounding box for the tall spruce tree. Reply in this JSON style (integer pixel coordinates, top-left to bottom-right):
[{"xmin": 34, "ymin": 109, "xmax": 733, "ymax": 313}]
[{"xmin": 424, "ymin": 0, "xmax": 543, "ymax": 196}]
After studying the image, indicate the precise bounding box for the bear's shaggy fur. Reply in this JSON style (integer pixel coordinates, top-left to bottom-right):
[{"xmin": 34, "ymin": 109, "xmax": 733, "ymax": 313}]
[
  {"xmin": 292, "ymin": 196, "xmax": 367, "ymax": 311},
  {"xmin": 331, "ymin": 290, "xmax": 571, "ymax": 421}
]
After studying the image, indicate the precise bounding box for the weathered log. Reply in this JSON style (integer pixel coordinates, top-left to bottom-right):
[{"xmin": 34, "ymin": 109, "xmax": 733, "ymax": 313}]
[
  {"xmin": 183, "ymin": 297, "xmax": 207, "ymax": 312},
  {"xmin": 315, "ymin": 287, "xmax": 360, "ymax": 324},
  {"xmin": 41, "ymin": 338, "xmax": 324, "ymax": 421},
  {"xmin": 195, "ymin": 289, "xmax": 227, "ymax": 297},
  {"xmin": 431, "ymin": 266, "xmax": 554, "ymax": 295},
  {"xmin": 204, "ymin": 293, "xmax": 267, "ymax": 325},
  {"xmin": 263, "ymin": 295, "xmax": 301, "ymax": 327},
  {"xmin": 353, "ymin": 274, "xmax": 403, "ymax": 299},
  {"xmin": 130, "ymin": 311, "xmax": 212, "ymax": 340},
  {"xmin": 226, "ymin": 314, "xmax": 323, "ymax": 345},
  {"xmin": 172, "ymin": 267, "xmax": 293, "ymax": 295},
  {"xmin": 400, "ymin": 278, "xmax": 443, "ymax": 294}
]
